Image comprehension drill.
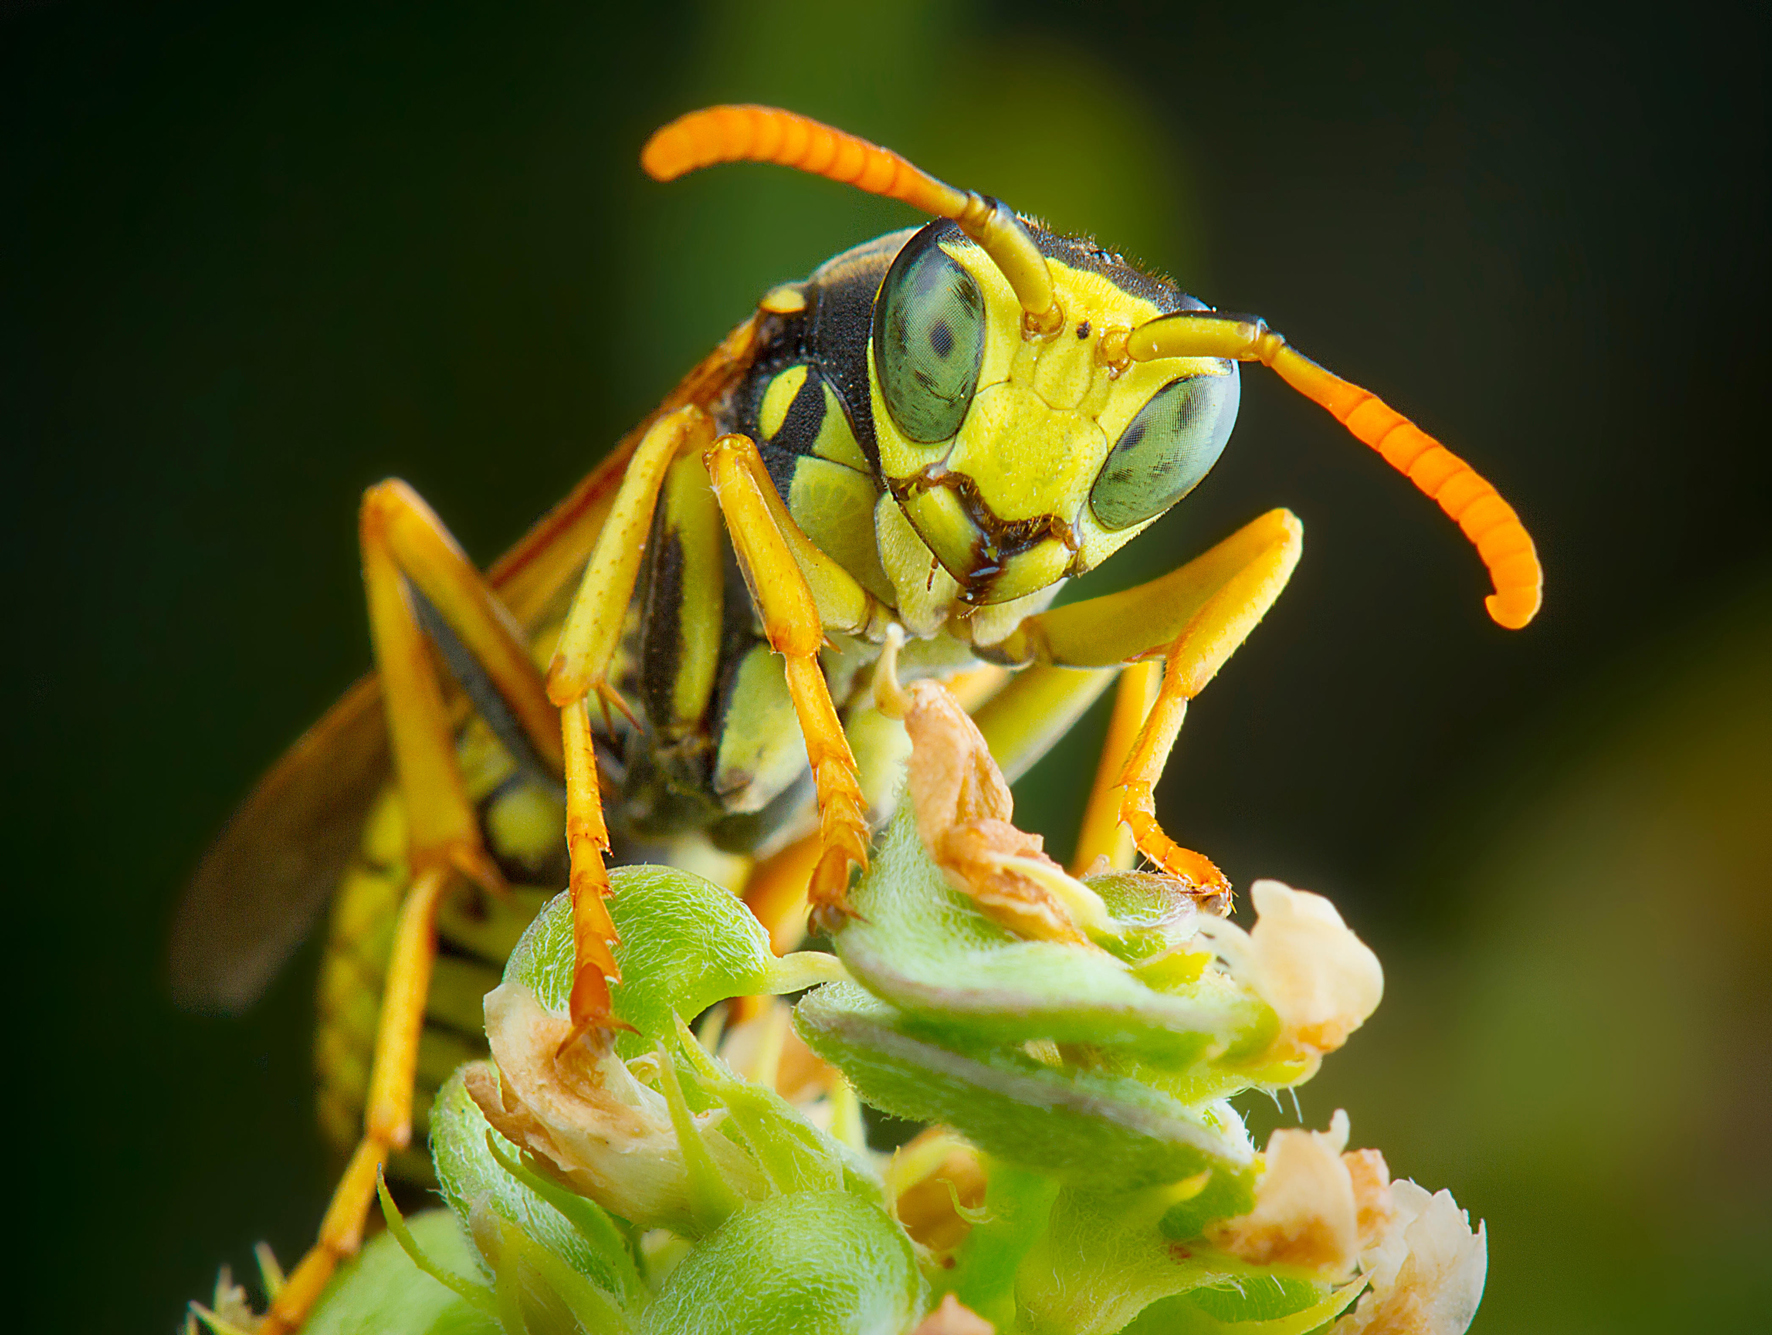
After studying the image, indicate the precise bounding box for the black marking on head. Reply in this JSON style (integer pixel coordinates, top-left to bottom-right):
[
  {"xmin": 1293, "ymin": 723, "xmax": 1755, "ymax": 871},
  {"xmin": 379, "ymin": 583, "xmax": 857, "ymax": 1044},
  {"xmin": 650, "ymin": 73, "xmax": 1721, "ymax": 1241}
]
[
  {"xmin": 803, "ymin": 229, "xmax": 917, "ymax": 466},
  {"xmin": 734, "ymin": 230, "xmax": 911, "ymax": 498},
  {"xmin": 909, "ymin": 218, "xmax": 1206, "ymax": 317}
]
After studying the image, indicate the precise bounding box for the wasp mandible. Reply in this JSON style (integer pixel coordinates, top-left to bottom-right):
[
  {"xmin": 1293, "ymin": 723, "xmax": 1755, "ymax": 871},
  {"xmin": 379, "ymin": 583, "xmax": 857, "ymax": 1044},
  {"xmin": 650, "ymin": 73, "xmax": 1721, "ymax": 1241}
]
[{"xmin": 172, "ymin": 104, "xmax": 1541, "ymax": 1333}]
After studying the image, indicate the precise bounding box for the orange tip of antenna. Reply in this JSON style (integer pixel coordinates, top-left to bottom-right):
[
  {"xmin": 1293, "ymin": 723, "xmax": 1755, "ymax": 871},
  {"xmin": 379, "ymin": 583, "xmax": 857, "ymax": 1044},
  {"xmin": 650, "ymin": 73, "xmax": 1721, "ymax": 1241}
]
[{"xmin": 1486, "ymin": 586, "xmax": 1541, "ymax": 630}]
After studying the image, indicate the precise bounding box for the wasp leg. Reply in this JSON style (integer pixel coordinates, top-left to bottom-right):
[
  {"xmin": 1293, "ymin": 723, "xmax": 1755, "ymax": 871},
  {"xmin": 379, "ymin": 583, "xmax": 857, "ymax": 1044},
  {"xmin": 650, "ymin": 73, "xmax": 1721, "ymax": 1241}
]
[
  {"xmin": 264, "ymin": 865, "xmax": 449, "ymax": 1333},
  {"xmin": 546, "ymin": 405, "xmax": 715, "ymax": 1044},
  {"xmin": 359, "ymin": 480, "xmax": 557, "ymax": 900},
  {"xmin": 961, "ymin": 658, "xmax": 1144, "ymax": 870},
  {"xmin": 969, "ymin": 662, "xmax": 1119, "ymax": 787},
  {"xmin": 364, "ymin": 480, "xmax": 564, "ymax": 777},
  {"xmin": 1070, "ymin": 659, "xmax": 1162, "ymax": 875},
  {"xmin": 991, "ymin": 509, "xmax": 1304, "ymax": 893},
  {"xmin": 743, "ymin": 832, "xmax": 825, "ymax": 957},
  {"xmin": 266, "ymin": 483, "xmax": 555, "ymax": 1331},
  {"xmin": 705, "ymin": 432, "xmax": 876, "ymax": 932}
]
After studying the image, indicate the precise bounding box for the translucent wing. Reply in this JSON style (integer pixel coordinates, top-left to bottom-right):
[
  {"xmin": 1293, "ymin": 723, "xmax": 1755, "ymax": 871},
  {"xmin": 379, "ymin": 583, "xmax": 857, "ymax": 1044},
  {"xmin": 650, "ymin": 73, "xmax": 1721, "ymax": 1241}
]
[{"xmin": 170, "ymin": 676, "xmax": 390, "ymax": 1011}]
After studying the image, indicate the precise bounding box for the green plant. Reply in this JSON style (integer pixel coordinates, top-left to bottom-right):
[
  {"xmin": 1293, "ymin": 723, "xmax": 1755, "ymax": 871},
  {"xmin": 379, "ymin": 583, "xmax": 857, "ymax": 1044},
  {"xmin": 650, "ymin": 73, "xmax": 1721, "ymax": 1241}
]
[{"xmin": 194, "ymin": 678, "xmax": 1485, "ymax": 1335}]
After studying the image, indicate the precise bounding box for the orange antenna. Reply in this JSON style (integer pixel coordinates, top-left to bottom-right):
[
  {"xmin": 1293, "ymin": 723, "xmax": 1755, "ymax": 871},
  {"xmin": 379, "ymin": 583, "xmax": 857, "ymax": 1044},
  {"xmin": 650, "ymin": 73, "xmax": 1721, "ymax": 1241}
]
[
  {"xmin": 1129, "ymin": 311, "xmax": 1541, "ymax": 628},
  {"xmin": 642, "ymin": 104, "xmax": 1064, "ymax": 335}
]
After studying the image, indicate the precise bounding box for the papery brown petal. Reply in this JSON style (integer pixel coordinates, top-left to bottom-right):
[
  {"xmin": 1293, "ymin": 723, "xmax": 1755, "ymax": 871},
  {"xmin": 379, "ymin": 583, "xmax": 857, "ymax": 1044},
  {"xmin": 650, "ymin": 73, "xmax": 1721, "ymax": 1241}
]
[
  {"xmin": 936, "ymin": 822, "xmax": 1090, "ymax": 944},
  {"xmin": 1208, "ymin": 1117, "xmax": 1362, "ymax": 1277},
  {"xmin": 902, "ymin": 680, "xmax": 1013, "ymax": 837}
]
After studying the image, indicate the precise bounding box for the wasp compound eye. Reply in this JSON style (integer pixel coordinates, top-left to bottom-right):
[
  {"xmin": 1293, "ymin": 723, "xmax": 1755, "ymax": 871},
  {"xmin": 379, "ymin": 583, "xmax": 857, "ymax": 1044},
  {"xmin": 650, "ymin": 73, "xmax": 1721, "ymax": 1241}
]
[
  {"xmin": 874, "ymin": 226, "xmax": 987, "ymax": 445},
  {"xmin": 1089, "ymin": 370, "xmax": 1241, "ymax": 531}
]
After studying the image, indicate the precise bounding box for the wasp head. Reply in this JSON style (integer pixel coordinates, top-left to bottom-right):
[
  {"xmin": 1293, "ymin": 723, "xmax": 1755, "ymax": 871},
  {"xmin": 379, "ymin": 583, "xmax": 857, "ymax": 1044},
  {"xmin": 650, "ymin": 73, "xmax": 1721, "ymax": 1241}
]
[{"xmin": 869, "ymin": 220, "xmax": 1240, "ymax": 606}]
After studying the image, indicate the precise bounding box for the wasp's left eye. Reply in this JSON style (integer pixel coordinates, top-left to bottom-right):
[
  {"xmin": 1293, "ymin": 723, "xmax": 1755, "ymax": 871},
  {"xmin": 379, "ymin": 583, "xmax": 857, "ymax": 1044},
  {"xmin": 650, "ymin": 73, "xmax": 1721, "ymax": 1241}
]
[
  {"xmin": 874, "ymin": 226, "xmax": 987, "ymax": 445},
  {"xmin": 1089, "ymin": 371, "xmax": 1240, "ymax": 531}
]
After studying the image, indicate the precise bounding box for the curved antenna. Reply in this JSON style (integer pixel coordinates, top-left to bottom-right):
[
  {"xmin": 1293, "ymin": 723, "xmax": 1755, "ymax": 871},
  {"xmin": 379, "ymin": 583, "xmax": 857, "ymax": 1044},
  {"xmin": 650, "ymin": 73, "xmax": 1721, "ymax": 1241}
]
[
  {"xmin": 642, "ymin": 105, "xmax": 1064, "ymax": 335},
  {"xmin": 1128, "ymin": 311, "xmax": 1541, "ymax": 629}
]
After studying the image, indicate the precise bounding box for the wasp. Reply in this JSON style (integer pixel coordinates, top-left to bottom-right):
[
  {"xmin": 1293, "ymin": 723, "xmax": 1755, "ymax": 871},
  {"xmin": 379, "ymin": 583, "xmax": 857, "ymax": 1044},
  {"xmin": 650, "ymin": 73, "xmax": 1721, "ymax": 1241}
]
[{"xmin": 171, "ymin": 105, "xmax": 1541, "ymax": 1332}]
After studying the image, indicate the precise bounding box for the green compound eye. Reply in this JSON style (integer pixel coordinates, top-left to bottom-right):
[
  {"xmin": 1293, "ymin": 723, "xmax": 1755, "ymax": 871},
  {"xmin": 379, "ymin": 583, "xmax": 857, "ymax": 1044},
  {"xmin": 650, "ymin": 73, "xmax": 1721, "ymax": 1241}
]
[
  {"xmin": 874, "ymin": 226, "xmax": 987, "ymax": 445},
  {"xmin": 1090, "ymin": 370, "xmax": 1241, "ymax": 531}
]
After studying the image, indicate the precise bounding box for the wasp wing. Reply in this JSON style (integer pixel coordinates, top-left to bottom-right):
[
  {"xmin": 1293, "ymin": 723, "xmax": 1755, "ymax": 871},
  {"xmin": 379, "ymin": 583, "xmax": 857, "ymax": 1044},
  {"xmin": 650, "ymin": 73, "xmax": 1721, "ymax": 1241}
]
[
  {"xmin": 169, "ymin": 316, "xmax": 763, "ymax": 1012},
  {"xmin": 170, "ymin": 676, "xmax": 389, "ymax": 1012}
]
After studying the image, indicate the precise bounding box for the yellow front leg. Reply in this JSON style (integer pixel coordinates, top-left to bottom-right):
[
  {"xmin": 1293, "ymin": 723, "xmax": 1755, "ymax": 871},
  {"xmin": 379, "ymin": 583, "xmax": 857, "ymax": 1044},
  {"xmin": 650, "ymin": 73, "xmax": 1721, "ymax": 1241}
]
[
  {"xmin": 996, "ymin": 509, "xmax": 1304, "ymax": 894},
  {"xmin": 546, "ymin": 405, "xmax": 713, "ymax": 1045},
  {"xmin": 705, "ymin": 432, "xmax": 873, "ymax": 931}
]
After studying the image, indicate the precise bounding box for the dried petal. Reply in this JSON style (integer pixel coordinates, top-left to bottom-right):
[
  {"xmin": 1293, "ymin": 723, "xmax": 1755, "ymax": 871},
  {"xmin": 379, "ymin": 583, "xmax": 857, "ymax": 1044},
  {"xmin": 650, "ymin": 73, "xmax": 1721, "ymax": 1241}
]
[
  {"xmin": 1208, "ymin": 1109, "xmax": 1365, "ymax": 1276},
  {"xmin": 466, "ymin": 981, "xmax": 765, "ymax": 1232},
  {"xmin": 1344, "ymin": 1147, "xmax": 1398, "ymax": 1251},
  {"xmin": 887, "ymin": 661, "xmax": 1108, "ymax": 943},
  {"xmin": 1198, "ymin": 880, "xmax": 1383, "ymax": 1062},
  {"xmin": 933, "ymin": 819, "xmax": 1089, "ymax": 943},
  {"xmin": 899, "ymin": 678, "xmax": 1014, "ymax": 831},
  {"xmin": 1334, "ymin": 1180, "xmax": 1487, "ymax": 1335}
]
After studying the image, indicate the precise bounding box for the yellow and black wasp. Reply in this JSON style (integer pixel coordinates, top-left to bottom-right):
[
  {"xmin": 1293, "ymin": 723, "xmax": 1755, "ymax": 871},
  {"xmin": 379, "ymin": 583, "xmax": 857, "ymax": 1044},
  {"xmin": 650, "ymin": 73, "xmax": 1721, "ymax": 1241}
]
[{"xmin": 171, "ymin": 105, "xmax": 1541, "ymax": 1331}]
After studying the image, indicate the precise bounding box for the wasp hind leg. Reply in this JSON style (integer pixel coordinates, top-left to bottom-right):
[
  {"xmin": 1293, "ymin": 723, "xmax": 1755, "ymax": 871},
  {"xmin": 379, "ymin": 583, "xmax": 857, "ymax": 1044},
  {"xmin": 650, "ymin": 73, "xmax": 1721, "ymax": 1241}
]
[
  {"xmin": 257, "ymin": 480, "xmax": 560, "ymax": 1335},
  {"xmin": 991, "ymin": 509, "xmax": 1304, "ymax": 898}
]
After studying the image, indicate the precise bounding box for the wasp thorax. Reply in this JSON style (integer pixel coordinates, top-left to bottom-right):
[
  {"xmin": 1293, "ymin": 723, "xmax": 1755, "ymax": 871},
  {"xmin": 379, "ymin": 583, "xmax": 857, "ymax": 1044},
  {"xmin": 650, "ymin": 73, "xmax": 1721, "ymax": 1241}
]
[{"xmin": 870, "ymin": 221, "xmax": 1240, "ymax": 608}]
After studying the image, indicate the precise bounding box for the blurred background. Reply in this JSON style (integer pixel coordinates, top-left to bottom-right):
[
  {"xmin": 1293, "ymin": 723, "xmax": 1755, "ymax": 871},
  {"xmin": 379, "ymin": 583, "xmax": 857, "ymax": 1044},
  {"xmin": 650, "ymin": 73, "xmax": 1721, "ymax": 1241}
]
[{"xmin": 6, "ymin": 0, "xmax": 1767, "ymax": 1329}]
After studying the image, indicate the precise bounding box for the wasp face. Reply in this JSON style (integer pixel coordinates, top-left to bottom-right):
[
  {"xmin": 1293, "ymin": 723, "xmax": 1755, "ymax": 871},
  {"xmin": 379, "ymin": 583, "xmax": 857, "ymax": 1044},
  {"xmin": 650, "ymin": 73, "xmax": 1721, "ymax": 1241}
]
[{"xmin": 869, "ymin": 222, "xmax": 1240, "ymax": 606}]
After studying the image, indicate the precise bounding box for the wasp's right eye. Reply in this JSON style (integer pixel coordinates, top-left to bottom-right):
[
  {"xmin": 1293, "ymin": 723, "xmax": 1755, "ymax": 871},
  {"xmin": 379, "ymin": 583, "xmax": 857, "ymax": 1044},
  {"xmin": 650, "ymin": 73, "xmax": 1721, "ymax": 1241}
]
[
  {"xmin": 874, "ymin": 226, "xmax": 987, "ymax": 445},
  {"xmin": 1089, "ymin": 371, "xmax": 1239, "ymax": 531}
]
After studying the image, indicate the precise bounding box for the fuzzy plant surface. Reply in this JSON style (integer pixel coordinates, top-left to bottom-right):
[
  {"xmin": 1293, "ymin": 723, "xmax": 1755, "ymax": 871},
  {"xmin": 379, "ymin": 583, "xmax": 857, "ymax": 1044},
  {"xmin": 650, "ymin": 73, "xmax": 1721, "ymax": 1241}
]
[{"xmin": 264, "ymin": 676, "xmax": 1487, "ymax": 1335}]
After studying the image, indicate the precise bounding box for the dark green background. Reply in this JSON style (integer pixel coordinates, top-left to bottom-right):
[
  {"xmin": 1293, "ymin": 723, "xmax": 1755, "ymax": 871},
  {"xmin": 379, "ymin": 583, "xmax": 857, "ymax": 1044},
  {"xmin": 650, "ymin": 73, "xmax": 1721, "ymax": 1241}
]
[{"xmin": 6, "ymin": 1, "xmax": 1768, "ymax": 1330}]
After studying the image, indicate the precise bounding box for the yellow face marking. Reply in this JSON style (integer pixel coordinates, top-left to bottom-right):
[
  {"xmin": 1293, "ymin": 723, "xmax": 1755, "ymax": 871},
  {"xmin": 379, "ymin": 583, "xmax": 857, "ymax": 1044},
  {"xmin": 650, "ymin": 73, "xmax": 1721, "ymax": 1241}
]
[
  {"xmin": 874, "ymin": 494, "xmax": 960, "ymax": 637},
  {"xmin": 945, "ymin": 382, "xmax": 1106, "ymax": 521},
  {"xmin": 960, "ymin": 580, "xmax": 1065, "ymax": 651}
]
